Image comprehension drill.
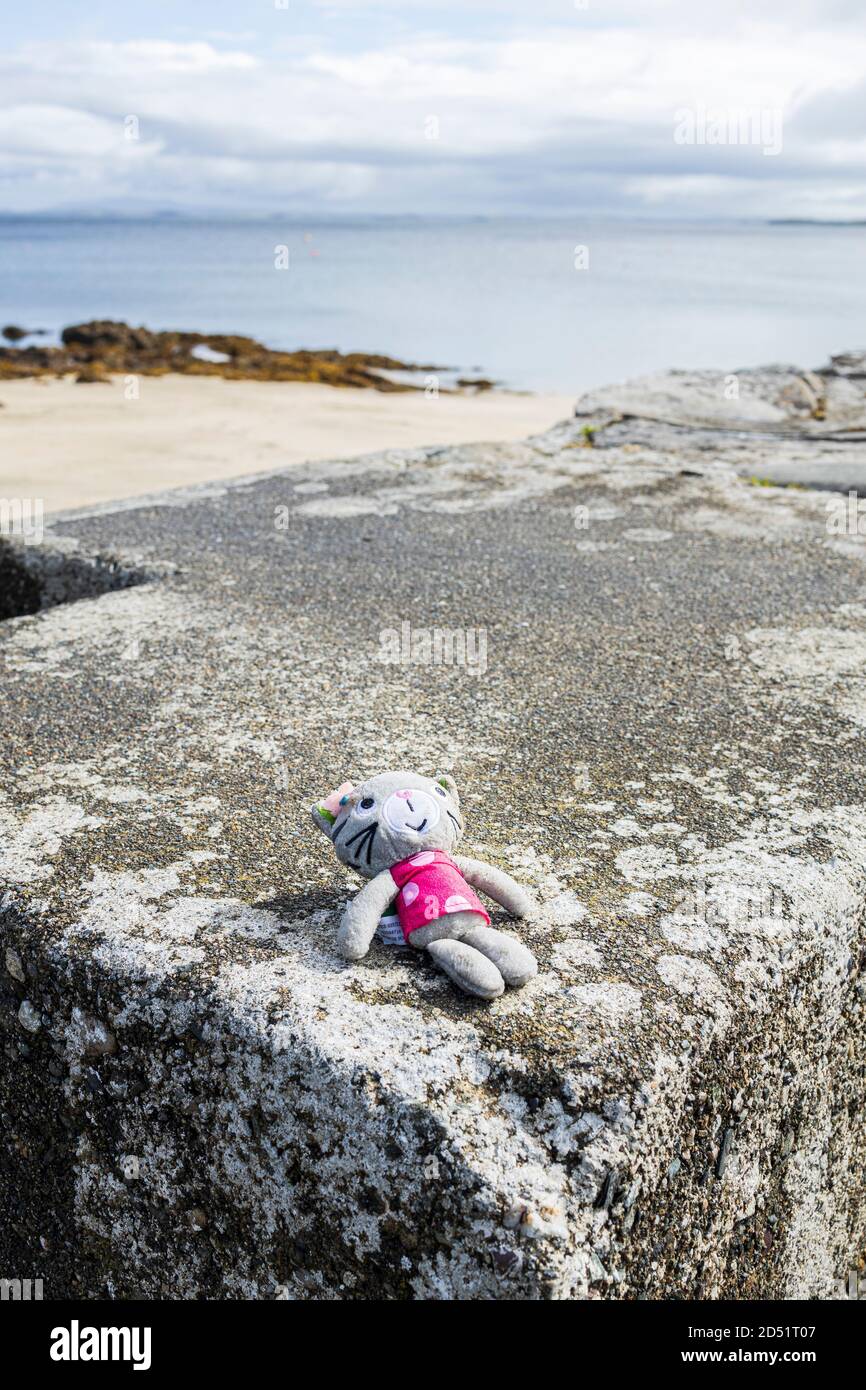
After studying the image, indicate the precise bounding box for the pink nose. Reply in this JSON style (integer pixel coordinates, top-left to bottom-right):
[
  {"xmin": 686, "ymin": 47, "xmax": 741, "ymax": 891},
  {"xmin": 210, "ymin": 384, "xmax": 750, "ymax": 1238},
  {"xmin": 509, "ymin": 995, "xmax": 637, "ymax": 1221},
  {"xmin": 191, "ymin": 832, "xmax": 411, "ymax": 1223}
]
[{"xmin": 395, "ymin": 789, "xmax": 413, "ymax": 799}]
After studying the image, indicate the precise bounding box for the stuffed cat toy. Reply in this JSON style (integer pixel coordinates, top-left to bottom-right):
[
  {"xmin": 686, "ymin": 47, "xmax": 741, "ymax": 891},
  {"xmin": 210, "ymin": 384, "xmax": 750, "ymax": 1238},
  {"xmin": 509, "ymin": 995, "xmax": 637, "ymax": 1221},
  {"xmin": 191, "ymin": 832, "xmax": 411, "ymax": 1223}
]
[{"xmin": 311, "ymin": 771, "xmax": 537, "ymax": 1000}]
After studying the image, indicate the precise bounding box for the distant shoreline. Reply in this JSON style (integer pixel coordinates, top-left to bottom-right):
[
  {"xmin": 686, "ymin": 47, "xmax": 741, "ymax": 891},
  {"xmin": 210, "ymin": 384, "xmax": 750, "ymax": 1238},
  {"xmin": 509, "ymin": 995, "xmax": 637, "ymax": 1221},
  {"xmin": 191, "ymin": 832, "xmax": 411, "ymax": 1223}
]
[
  {"xmin": 768, "ymin": 218, "xmax": 866, "ymax": 226},
  {"xmin": 1, "ymin": 211, "xmax": 863, "ymax": 225}
]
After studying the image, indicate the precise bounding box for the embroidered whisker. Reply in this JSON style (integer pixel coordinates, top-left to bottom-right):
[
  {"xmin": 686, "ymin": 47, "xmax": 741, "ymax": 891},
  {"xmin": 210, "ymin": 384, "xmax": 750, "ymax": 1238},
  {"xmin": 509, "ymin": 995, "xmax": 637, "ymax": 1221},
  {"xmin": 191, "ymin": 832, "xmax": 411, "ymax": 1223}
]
[
  {"xmin": 348, "ymin": 824, "xmax": 377, "ymax": 865},
  {"xmin": 345, "ymin": 823, "xmax": 375, "ymax": 848}
]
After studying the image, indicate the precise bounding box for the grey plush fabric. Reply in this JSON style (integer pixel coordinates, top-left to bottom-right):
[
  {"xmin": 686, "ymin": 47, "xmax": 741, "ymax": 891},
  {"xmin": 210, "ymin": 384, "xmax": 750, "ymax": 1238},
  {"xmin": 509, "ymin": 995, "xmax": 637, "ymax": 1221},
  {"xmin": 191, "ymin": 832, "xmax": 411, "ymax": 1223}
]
[
  {"xmin": 426, "ymin": 939, "xmax": 505, "ymax": 1000},
  {"xmin": 461, "ymin": 924, "xmax": 538, "ymax": 988},
  {"xmin": 454, "ymin": 856, "xmax": 534, "ymax": 919},
  {"xmin": 312, "ymin": 771, "xmax": 537, "ymax": 998}
]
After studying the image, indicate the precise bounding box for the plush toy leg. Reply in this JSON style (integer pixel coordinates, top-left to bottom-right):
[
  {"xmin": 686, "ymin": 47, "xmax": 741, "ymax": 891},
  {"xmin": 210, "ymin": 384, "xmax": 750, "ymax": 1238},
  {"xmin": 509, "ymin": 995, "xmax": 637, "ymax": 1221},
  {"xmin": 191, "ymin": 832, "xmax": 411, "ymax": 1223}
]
[
  {"xmin": 460, "ymin": 925, "xmax": 537, "ymax": 988},
  {"xmin": 426, "ymin": 939, "xmax": 505, "ymax": 1000}
]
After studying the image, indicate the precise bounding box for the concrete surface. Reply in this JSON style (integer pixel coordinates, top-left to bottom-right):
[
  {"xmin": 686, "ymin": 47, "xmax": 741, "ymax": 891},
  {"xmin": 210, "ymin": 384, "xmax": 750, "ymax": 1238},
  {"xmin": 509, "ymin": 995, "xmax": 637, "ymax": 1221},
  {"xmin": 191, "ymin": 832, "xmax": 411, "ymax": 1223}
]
[{"xmin": 1, "ymin": 353, "xmax": 865, "ymax": 1300}]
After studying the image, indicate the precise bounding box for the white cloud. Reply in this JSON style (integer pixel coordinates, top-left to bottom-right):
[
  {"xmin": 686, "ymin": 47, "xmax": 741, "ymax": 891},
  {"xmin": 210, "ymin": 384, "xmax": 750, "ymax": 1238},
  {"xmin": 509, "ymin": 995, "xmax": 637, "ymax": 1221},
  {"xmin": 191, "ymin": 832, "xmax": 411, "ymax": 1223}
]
[
  {"xmin": 9, "ymin": 40, "xmax": 257, "ymax": 77},
  {"xmin": 0, "ymin": 105, "xmax": 127, "ymax": 158},
  {"xmin": 1, "ymin": 20, "xmax": 865, "ymax": 215}
]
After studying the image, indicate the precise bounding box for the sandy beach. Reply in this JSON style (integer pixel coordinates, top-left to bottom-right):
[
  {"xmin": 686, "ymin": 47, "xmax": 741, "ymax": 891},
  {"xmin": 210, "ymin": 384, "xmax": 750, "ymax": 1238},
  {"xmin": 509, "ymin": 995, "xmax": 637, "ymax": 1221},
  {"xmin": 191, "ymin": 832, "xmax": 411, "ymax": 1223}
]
[{"xmin": 0, "ymin": 374, "xmax": 573, "ymax": 514}]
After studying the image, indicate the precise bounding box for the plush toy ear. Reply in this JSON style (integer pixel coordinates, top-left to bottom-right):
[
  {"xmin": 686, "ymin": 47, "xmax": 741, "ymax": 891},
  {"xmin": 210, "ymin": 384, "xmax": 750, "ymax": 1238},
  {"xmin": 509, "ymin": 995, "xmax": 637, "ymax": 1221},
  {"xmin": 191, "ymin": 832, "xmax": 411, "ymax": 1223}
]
[
  {"xmin": 311, "ymin": 804, "xmax": 336, "ymax": 837},
  {"xmin": 436, "ymin": 774, "xmax": 460, "ymax": 806},
  {"xmin": 311, "ymin": 781, "xmax": 356, "ymax": 837}
]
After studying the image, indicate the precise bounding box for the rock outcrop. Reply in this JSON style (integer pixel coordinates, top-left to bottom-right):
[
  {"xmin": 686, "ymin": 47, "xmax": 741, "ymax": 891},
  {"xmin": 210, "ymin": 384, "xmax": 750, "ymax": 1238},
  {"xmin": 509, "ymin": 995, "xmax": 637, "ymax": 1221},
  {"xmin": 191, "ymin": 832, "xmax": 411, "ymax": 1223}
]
[
  {"xmin": 0, "ymin": 319, "xmax": 435, "ymax": 390},
  {"xmin": 573, "ymin": 350, "xmax": 866, "ymax": 492},
  {"xmin": 1, "ymin": 354, "xmax": 865, "ymax": 1299}
]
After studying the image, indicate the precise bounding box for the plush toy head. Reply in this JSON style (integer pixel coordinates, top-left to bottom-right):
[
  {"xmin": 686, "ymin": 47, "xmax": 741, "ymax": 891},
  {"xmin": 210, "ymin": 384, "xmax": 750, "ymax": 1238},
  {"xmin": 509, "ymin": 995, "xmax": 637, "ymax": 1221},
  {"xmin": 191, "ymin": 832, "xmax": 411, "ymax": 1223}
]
[{"xmin": 312, "ymin": 770, "xmax": 464, "ymax": 878}]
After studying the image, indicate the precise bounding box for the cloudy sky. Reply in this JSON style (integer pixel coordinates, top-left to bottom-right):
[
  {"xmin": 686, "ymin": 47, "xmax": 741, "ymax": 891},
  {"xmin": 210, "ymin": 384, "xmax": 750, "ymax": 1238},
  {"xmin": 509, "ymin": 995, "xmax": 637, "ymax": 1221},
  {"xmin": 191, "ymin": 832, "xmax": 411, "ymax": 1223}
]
[{"xmin": 2, "ymin": 0, "xmax": 866, "ymax": 218}]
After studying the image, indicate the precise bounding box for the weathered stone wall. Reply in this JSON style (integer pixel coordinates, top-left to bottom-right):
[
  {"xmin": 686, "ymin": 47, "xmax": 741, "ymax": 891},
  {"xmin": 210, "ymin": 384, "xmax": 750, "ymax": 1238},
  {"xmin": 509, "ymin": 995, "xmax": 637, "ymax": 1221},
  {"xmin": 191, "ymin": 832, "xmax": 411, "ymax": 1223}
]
[{"xmin": 2, "ymin": 355, "xmax": 866, "ymax": 1298}]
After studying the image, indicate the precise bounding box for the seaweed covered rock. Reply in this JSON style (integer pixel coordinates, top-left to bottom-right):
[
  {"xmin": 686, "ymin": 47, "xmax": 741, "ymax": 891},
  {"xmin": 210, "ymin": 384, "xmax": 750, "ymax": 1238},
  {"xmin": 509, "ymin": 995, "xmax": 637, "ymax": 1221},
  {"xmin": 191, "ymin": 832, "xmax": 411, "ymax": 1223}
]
[{"xmin": 0, "ymin": 319, "xmax": 437, "ymax": 390}]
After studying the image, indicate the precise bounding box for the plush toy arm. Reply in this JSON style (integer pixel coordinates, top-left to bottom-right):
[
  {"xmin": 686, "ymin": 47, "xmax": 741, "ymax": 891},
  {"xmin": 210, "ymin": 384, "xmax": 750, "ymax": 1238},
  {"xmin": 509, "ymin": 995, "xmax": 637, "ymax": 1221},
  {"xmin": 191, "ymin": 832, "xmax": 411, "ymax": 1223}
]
[
  {"xmin": 453, "ymin": 856, "xmax": 534, "ymax": 919},
  {"xmin": 336, "ymin": 870, "xmax": 398, "ymax": 961}
]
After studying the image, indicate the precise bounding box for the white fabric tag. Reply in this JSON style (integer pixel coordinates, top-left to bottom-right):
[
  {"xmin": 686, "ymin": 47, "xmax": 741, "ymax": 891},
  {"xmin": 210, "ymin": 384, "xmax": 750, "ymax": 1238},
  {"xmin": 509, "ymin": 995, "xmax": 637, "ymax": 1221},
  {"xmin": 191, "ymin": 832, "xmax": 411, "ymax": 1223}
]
[{"xmin": 376, "ymin": 913, "xmax": 404, "ymax": 946}]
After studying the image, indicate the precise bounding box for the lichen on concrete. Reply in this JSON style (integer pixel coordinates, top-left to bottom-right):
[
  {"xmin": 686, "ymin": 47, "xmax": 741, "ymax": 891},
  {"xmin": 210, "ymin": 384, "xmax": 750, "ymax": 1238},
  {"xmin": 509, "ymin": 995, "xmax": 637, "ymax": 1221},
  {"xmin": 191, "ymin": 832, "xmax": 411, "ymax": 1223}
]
[{"xmin": 1, "ymin": 352, "xmax": 865, "ymax": 1299}]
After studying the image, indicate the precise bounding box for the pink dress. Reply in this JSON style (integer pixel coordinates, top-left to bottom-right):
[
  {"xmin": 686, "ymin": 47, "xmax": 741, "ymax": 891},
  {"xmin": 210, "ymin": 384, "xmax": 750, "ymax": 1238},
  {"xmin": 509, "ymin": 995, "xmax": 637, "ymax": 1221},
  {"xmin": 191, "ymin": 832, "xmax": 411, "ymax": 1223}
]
[{"xmin": 389, "ymin": 850, "xmax": 490, "ymax": 943}]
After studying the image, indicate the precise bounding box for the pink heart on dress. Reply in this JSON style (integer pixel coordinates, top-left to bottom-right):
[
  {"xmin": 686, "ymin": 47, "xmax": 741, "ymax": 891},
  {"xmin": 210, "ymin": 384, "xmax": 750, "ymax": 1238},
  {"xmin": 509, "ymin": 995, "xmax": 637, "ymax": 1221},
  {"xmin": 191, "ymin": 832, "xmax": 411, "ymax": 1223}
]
[{"xmin": 444, "ymin": 894, "xmax": 472, "ymax": 913}]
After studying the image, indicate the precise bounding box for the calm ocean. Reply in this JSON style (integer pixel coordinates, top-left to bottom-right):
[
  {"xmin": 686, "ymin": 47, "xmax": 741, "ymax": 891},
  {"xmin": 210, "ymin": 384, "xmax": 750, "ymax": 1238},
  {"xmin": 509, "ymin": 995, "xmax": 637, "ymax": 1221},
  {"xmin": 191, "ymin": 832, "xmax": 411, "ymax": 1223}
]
[{"xmin": 1, "ymin": 216, "xmax": 864, "ymax": 393}]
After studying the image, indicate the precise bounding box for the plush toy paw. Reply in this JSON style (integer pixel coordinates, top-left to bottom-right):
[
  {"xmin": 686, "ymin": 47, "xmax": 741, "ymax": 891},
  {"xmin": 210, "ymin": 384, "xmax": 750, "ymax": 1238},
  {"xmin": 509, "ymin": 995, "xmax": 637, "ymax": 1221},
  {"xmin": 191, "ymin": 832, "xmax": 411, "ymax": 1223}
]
[
  {"xmin": 426, "ymin": 939, "xmax": 505, "ymax": 1000},
  {"xmin": 336, "ymin": 910, "xmax": 372, "ymax": 961},
  {"xmin": 506, "ymin": 884, "xmax": 535, "ymax": 919},
  {"xmin": 461, "ymin": 925, "xmax": 537, "ymax": 987}
]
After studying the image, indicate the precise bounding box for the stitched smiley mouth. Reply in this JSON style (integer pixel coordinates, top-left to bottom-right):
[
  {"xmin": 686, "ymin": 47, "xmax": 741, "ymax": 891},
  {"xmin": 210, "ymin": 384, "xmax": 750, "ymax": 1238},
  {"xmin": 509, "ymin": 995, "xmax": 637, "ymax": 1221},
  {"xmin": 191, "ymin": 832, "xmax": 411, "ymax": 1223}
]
[{"xmin": 383, "ymin": 791, "xmax": 441, "ymax": 835}]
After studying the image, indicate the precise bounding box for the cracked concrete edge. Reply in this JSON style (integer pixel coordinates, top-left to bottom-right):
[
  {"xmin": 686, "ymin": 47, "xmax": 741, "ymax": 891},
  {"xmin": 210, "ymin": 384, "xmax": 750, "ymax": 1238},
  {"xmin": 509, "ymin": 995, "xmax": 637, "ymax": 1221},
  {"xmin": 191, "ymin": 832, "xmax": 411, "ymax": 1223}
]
[{"xmin": 1, "ymin": 774, "xmax": 864, "ymax": 1298}]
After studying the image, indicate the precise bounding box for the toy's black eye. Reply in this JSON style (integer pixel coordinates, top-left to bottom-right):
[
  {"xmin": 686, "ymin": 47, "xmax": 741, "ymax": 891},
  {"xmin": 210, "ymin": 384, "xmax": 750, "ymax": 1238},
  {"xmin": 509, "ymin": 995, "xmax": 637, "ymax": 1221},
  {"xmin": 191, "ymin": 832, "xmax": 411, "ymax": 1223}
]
[
  {"xmin": 359, "ymin": 797, "xmax": 375, "ymax": 809},
  {"xmin": 435, "ymin": 786, "xmax": 447, "ymax": 797}
]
